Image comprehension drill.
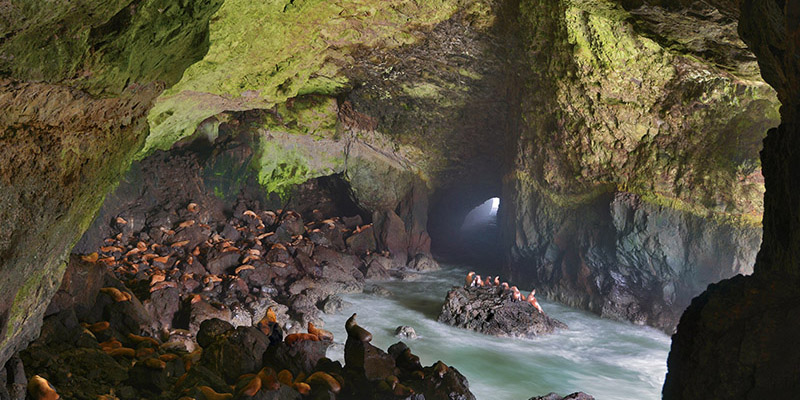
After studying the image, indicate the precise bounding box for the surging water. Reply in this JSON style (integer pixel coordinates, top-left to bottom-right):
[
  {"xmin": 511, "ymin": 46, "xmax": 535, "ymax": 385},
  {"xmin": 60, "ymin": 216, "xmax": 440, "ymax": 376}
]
[{"xmin": 322, "ymin": 266, "xmax": 670, "ymax": 400}]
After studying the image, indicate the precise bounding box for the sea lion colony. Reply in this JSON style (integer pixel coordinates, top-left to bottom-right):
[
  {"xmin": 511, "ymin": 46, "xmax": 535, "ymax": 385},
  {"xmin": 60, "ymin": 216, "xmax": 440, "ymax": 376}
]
[{"xmin": 18, "ymin": 201, "xmax": 474, "ymax": 399}]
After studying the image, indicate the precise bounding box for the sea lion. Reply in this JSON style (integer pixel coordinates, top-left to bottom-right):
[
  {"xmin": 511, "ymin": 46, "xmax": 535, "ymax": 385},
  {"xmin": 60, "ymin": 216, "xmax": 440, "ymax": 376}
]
[
  {"xmin": 237, "ymin": 375, "xmax": 262, "ymax": 397},
  {"xmin": 27, "ymin": 375, "xmax": 59, "ymax": 400},
  {"xmin": 308, "ymin": 322, "xmax": 334, "ymax": 341},
  {"xmin": 465, "ymin": 271, "xmax": 475, "ymax": 287},
  {"xmin": 305, "ymin": 372, "xmax": 341, "ymax": 394},
  {"xmin": 484, "ymin": 276, "xmax": 493, "ymax": 287},
  {"xmin": 293, "ymin": 382, "xmax": 311, "ymax": 395},
  {"xmin": 198, "ymin": 386, "xmax": 232, "ymax": 400},
  {"xmin": 528, "ymin": 290, "xmax": 544, "ymax": 314},
  {"xmin": 474, "ymin": 275, "xmax": 483, "ymax": 287},
  {"xmin": 278, "ymin": 370, "xmax": 294, "ymax": 386},
  {"xmin": 345, "ymin": 313, "xmax": 373, "ymax": 342},
  {"xmin": 494, "ymin": 276, "xmax": 500, "ymax": 286}
]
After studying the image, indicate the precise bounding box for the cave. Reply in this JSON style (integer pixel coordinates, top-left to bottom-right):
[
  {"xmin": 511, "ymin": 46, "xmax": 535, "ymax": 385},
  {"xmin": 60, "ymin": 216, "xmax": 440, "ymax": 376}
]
[{"xmin": 0, "ymin": 0, "xmax": 798, "ymax": 399}]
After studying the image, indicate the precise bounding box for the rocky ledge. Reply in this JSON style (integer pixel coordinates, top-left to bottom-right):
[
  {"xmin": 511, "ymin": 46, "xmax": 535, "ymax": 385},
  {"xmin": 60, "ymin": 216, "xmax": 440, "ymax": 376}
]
[{"xmin": 438, "ymin": 286, "xmax": 567, "ymax": 338}]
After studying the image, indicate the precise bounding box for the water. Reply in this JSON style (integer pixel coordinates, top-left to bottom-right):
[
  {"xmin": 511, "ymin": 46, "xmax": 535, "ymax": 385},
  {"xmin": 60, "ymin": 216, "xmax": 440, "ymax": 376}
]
[{"xmin": 320, "ymin": 266, "xmax": 670, "ymax": 400}]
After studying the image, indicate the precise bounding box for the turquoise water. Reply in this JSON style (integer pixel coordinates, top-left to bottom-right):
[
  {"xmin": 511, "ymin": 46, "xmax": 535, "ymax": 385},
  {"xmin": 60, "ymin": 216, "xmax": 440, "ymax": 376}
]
[{"xmin": 322, "ymin": 266, "xmax": 670, "ymax": 400}]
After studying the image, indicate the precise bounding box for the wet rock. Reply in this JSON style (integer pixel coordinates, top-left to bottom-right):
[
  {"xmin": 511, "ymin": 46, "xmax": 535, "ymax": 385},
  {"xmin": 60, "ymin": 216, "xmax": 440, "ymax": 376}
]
[
  {"xmin": 368, "ymin": 285, "xmax": 393, "ymax": 298},
  {"xmin": 319, "ymin": 295, "xmax": 350, "ymax": 314},
  {"xmin": 394, "ymin": 326, "xmax": 418, "ymax": 340},
  {"xmin": 438, "ymin": 287, "xmax": 567, "ymax": 338},
  {"xmin": 363, "ymin": 258, "xmax": 392, "ymax": 281},
  {"xmin": 406, "ymin": 253, "xmax": 440, "ymax": 272},
  {"xmin": 529, "ymin": 392, "xmax": 595, "ymax": 400}
]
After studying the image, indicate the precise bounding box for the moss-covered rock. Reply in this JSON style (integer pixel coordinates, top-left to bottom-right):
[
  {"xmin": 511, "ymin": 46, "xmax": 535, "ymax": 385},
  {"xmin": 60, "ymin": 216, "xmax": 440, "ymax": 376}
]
[
  {"xmin": 0, "ymin": 0, "xmax": 223, "ymax": 367},
  {"xmin": 502, "ymin": 0, "xmax": 780, "ymax": 331}
]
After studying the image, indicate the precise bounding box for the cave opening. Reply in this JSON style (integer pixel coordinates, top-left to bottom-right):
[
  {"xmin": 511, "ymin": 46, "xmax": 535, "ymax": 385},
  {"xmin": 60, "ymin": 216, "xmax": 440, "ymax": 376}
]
[{"xmin": 428, "ymin": 186, "xmax": 504, "ymax": 269}]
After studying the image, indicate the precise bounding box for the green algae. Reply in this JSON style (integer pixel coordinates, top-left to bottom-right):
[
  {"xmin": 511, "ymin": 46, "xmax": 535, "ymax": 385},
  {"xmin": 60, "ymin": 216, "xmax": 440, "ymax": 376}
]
[{"xmin": 142, "ymin": 0, "xmax": 465, "ymax": 158}]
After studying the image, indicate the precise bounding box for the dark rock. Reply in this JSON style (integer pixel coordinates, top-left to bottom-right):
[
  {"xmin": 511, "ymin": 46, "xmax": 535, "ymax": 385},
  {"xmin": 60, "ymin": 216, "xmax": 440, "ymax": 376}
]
[
  {"xmin": 197, "ymin": 318, "xmax": 234, "ymax": 348},
  {"xmin": 190, "ymin": 300, "xmax": 233, "ymax": 335},
  {"xmin": 206, "ymin": 250, "xmax": 241, "ymax": 275},
  {"xmin": 344, "ymin": 339, "xmax": 398, "ymax": 381},
  {"xmin": 200, "ymin": 326, "xmax": 270, "ymax": 383},
  {"xmin": 406, "ymin": 253, "xmax": 440, "ymax": 272},
  {"xmin": 280, "ymin": 213, "xmax": 305, "ymax": 236},
  {"xmin": 345, "ymin": 225, "xmax": 377, "ymax": 255},
  {"xmin": 529, "ymin": 392, "xmax": 595, "ymax": 400},
  {"xmin": 342, "ymin": 215, "xmax": 363, "ymax": 229},
  {"xmin": 438, "ymin": 287, "xmax": 567, "ymax": 338},
  {"xmin": 173, "ymin": 364, "xmax": 231, "ymax": 395},
  {"xmin": 264, "ymin": 339, "xmax": 332, "ymax": 376},
  {"xmin": 126, "ymin": 359, "xmax": 170, "ymax": 394},
  {"xmin": 394, "ymin": 326, "xmax": 418, "ymax": 339},
  {"xmin": 0, "ymin": 355, "xmax": 26, "ymax": 400},
  {"xmin": 143, "ymin": 286, "xmax": 180, "ymax": 331}
]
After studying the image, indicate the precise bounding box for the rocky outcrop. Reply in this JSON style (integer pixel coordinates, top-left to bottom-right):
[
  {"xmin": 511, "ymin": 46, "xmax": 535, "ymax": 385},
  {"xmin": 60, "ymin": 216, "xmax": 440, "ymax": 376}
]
[
  {"xmin": 664, "ymin": 0, "xmax": 800, "ymax": 397},
  {"xmin": 505, "ymin": 191, "xmax": 760, "ymax": 333},
  {"xmin": 529, "ymin": 393, "xmax": 594, "ymax": 400},
  {"xmin": 438, "ymin": 287, "xmax": 567, "ymax": 338},
  {"xmin": 501, "ymin": 0, "xmax": 779, "ymax": 332}
]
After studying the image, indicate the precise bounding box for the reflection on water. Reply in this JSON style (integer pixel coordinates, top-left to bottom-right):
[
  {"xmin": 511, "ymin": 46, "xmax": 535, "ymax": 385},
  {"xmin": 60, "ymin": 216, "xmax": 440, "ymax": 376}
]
[{"xmin": 321, "ymin": 266, "xmax": 670, "ymax": 400}]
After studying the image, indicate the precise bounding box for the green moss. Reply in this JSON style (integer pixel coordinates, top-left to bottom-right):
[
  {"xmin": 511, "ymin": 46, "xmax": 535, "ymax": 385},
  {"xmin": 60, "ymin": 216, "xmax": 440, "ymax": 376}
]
[
  {"xmin": 251, "ymin": 137, "xmax": 336, "ymax": 200},
  {"xmin": 142, "ymin": 0, "xmax": 465, "ymax": 158},
  {"xmin": 0, "ymin": 0, "xmax": 224, "ymax": 95},
  {"xmin": 272, "ymin": 95, "xmax": 339, "ymax": 138}
]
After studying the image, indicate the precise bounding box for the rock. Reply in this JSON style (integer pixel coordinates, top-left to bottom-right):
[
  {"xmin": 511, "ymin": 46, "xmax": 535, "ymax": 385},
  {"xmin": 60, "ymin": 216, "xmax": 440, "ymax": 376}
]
[
  {"xmin": 374, "ymin": 210, "xmax": 409, "ymax": 266},
  {"xmin": 363, "ymin": 258, "xmax": 392, "ymax": 281},
  {"xmin": 438, "ymin": 287, "xmax": 567, "ymax": 338},
  {"xmin": 345, "ymin": 225, "xmax": 377, "ymax": 255},
  {"xmin": 321, "ymin": 295, "xmax": 352, "ymax": 315},
  {"xmin": 196, "ymin": 318, "xmax": 234, "ymax": 348},
  {"xmin": 205, "ymin": 250, "xmax": 240, "ymax": 275},
  {"xmin": 394, "ymin": 326, "xmax": 418, "ymax": 339},
  {"xmin": 529, "ymin": 392, "xmax": 595, "ymax": 400},
  {"xmin": 200, "ymin": 326, "xmax": 270, "ymax": 383},
  {"xmin": 368, "ymin": 285, "xmax": 393, "ymax": 297},
  {"xmin": 190, "ymin": 301, "xmax": 233, "ymax": 336},
  {"xmin": 406, "ymin": 253, "xmax": 440, "ymax": 271},
  {"xmin": 339, "ymin": 215, "xmax": 361, "ymax": 229},
  {"xmin": 264, "ymin": 339, "xmax": 332, "ymax": 376},
  {"xmin": 0, "ymin": 355, "xmax": 26, "ymax": 400},
  {"xmin": 143, "ymin": 286, "xmax": 180, "ymax": 331}
]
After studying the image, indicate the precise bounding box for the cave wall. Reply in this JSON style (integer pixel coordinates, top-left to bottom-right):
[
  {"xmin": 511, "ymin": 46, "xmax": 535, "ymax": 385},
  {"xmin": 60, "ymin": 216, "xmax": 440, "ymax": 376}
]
[
  {"xmin": 664, "ymin": 0, "xmax": 800, "ymax": 397},
  {"xmin": 502, "ymin": 0, "xmax": 780, "ymax": 332},
  {"xmin": 0, "ymin": 0, "xmax": 224, "ymax": 367}
]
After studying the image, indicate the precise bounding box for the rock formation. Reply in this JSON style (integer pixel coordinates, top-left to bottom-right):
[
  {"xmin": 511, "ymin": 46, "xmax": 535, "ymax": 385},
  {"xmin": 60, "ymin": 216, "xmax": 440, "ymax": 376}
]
[{"xmin": 438, "ymin": 286, "xmax": 567, "ymax": 338}]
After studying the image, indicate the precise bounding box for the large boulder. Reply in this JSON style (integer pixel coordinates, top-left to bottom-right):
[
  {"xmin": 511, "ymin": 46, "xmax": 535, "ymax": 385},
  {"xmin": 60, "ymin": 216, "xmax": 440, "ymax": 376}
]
[{"xmin": 438, "ymin": 287, "xmax": 567, "ymax": 338}]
